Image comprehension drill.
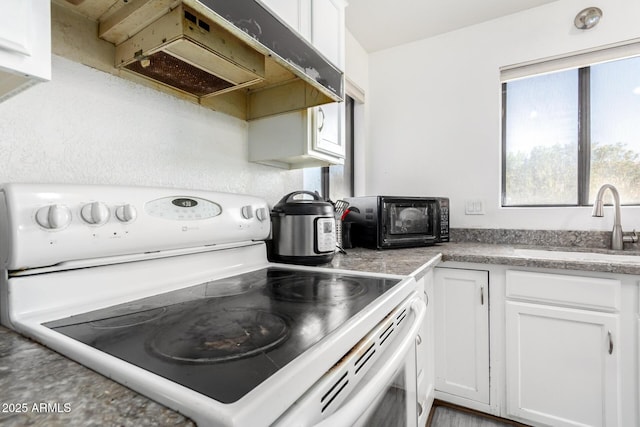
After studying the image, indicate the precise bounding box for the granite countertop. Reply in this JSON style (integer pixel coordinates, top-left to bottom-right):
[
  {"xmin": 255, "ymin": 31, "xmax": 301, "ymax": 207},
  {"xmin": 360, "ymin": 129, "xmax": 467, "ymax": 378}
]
[
  {"xmin": 2, "ymin": 240, "xmax": 640, "ymax": 426},
  {"xmin": 332, "ymin": 241, "xmax": 640, "ymax": 276},
  {"xmin": 435, "ymin": 242, "xmax": 640, "ymax": 275},
  {"xmin": 0, "ymin": 325, "xmax": 196, "ymax": 427}
]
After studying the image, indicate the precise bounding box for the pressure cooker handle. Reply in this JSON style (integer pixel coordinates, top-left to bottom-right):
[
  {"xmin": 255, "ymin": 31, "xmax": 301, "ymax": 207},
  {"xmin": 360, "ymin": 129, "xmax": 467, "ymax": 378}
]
[{"xmin": 279, "ymin": 190, "xmax": 323, "ymax": 204}]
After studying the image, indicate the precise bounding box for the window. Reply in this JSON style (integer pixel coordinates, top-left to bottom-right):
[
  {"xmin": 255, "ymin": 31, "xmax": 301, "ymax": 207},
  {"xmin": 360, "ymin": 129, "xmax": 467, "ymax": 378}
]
[{"xmin": 502, "ymin": 55, "xmax": 640, "ymax": 206}]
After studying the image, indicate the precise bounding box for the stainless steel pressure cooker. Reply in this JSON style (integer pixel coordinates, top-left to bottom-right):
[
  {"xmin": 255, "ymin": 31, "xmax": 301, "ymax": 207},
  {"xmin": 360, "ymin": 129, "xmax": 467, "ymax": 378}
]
[{"xmin": 269, "ymin": 191, "xmax": 336, "ymax": 265}]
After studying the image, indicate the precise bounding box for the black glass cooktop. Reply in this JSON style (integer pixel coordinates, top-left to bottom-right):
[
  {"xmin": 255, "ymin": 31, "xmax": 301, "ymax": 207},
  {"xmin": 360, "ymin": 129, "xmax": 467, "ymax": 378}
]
[{"xmin": 45, "ymin": 267, "xmax": 400, "ymax": 403}]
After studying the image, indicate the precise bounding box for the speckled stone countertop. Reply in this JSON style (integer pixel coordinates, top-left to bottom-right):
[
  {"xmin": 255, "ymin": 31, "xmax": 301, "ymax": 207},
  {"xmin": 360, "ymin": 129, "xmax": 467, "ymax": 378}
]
[
  {"xmin": 332, "ymin": 241, "xmax": 640, "ymax": 276},
  {"xmin": 3, "ymin": 240, "xmax": 640, "ymax": 426},
  {"xmin": 0, "ymin": 325, "xmax": 196, "ymax": 427},
  {"xmin": 432, "ymin": 242, "xmax": 640, "ymax": 275}
]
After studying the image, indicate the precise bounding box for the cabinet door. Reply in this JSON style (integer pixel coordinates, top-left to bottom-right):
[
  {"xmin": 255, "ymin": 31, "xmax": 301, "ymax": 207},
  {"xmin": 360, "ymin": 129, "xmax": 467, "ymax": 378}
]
[
  {"xmin": 506, "ymin": 301, "xmax": 620, "ymax": 427},
  {"xmin": 416, "ymin": 271, "xmax": 435, "ymax": 426},
  {"xmin": 312, "ymin": 103, "xmax": 344, "ymax": 159},
  {"xmin": 310, "ymin": 0, "xmax": 341, "ymax": 65},
  {"xmin": 434, "ymin": 268, "xmax": 490, "ymax": 404},
  {"xmin": 266, "ymin": 0, "xmax": 342, "ymax": 66},
  {"xmin": 0, "ymin": 0, "xmax": 32, "ymax": 56},
  {"xmin": 0, "ymin": 0, "xmax": 50, "ymax": 100},
  {"xmin": 309, "ymin": 0, "xmax": 344, "ymax": 160},
  {"xmin": 260, "ymin": 0, "xmax": 303, "ymax": 33}
]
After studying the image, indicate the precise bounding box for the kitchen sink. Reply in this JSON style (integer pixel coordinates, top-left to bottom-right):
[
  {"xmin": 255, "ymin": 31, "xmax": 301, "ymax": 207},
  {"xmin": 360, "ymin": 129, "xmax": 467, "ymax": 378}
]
[{"xmin": 513, "ymin": 248, "xmax": 640, "ymax": 264}]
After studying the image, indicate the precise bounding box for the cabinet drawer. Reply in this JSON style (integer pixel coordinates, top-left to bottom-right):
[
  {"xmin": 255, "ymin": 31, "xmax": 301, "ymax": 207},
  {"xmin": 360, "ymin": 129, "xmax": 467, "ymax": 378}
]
[{"xmin": 506, "ymin": 270, "xmax": 621, "ymax": 312}]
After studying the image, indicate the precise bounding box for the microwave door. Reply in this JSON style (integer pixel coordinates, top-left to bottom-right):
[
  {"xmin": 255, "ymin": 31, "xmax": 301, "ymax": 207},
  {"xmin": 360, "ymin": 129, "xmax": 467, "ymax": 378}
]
[
  {"xmin": 389, "ymin": 204, "xmax": 430, "ymax": 235},
  {"xmin": 380, "ymin": 201, "xmax": 437, "ymax": 248}
]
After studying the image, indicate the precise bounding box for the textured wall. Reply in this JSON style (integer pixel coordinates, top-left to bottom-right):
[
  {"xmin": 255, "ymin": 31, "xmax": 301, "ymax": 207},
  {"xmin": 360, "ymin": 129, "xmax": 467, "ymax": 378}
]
[{"xmin": 0, "ymin": 55, "xmax": 303, "ymax": 206}]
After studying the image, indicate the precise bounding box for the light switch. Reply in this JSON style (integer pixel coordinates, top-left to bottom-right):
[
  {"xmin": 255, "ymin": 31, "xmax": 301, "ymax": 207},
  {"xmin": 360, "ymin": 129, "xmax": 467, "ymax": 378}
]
[{"xmin": 465, "ymin": 199, "xmax": 485, "ymax": 215}]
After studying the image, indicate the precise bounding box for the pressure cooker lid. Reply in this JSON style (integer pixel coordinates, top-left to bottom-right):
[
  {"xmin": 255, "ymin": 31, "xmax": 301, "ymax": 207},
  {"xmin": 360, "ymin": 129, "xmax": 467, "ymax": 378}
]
[{"xmin": 272, "ymin": 191, "xmax": 334, "ymax": 215}]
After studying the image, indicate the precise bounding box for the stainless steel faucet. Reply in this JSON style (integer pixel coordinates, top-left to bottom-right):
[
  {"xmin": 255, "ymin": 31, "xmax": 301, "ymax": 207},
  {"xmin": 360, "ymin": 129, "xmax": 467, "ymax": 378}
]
[{"xmin": 591, "ymin": 184, "xmax": 637, "ymax": 250}]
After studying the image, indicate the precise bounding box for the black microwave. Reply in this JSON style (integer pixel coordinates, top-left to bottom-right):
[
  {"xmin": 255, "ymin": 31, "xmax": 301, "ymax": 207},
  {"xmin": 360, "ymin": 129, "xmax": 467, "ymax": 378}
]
[{"xmin": 343, "ymin": 196, "xmax": 449, "ymax": 249}]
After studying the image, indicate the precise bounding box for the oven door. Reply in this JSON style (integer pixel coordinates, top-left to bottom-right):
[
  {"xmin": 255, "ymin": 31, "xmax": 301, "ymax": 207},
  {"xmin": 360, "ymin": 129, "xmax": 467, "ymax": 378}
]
[
  {"xmin": 274, "ymin": 296, "xmax": 425, "ymax": 427},
  {"xmin": 346, "ymin": 342, "xmax": 418, "ymax": 427}
]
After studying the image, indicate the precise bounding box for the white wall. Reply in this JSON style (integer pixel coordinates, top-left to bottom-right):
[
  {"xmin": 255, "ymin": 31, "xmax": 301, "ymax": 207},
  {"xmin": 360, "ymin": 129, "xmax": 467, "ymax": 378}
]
[
  {"xmin": 366, "ymin": 0, "xmax": 640, "ymax": 231},
  {"xmin": 0, "ymin": 55, "xmax": 303, "ymax": 206},
  {"xmin": 346, "ymin": 30, "xmax": 369, "ymax": 91}
]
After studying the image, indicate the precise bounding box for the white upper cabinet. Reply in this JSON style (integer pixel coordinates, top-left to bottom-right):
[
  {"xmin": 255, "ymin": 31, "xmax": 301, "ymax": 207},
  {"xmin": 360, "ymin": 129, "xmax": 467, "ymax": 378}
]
[
  {"xmin": 249, "ymin": 0, "xmax": 345, "ymax": 169},
  {"xmin": 261, "ymin": 0, "xmax": 308, "ymax": 34},
  {"xmin": 311, "ymin": 0, "xmax": 342, "ymax": 66},
  {"xmin": 308, "ymin": 0, "xmax": 345, "ymax": 161},
  {"xmin": 0, "ymin": 0, "xmax": 51, "ymax": 101},
  {"xmin": 313, "ymin": 102, "xmax": 343, "ymax": 159}
]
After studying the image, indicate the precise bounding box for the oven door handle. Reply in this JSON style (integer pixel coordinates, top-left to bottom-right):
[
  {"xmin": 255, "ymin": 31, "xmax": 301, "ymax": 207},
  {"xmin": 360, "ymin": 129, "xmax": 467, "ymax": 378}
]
[{"xmin": 313, "ymin": 297, "xmax": 426, "ymax": 427}]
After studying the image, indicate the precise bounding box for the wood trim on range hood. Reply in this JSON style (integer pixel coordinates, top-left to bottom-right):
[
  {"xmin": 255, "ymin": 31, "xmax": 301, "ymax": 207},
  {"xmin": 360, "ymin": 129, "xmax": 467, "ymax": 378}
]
[{"xmin": 95, "ymin": 0, "xmax": 343, "ymax": 120}]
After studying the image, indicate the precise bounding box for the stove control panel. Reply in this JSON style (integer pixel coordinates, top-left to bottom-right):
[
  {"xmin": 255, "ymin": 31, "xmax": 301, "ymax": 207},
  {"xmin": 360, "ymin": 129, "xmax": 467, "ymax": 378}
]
[
  {"xmin": 0, "ymin": 184, "xmax": 272, "ymax": 270},
  {"xmin": 145, "ymin": 196, "xmax": 222, "ymax": 221}
]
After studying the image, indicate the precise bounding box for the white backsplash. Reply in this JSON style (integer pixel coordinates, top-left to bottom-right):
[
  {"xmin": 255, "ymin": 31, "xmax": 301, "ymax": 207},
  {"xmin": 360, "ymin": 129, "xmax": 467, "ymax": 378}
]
[{"xmin": 0, "ymin": 55, "xmax": 303, "ymax": 205}]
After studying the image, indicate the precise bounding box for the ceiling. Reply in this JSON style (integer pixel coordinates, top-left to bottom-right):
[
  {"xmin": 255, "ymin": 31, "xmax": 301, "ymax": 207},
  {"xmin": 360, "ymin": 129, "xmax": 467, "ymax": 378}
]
[{"xmin": 345, "ymin": 0, "xmax": 559, "ymax": 53}]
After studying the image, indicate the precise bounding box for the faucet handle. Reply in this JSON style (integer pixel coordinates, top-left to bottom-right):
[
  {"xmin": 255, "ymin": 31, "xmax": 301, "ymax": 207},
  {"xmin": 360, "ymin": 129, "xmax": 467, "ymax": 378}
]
[{"xmin": 623, "ymin": 229, "xmax": 638, "ymax": 244}]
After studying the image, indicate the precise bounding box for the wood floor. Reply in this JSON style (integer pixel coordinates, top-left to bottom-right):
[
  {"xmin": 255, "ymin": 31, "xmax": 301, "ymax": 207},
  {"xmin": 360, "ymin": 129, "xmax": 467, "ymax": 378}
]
[{"xmin": 427, "ymin": 402, "xmax": 530, "ymax": 427}]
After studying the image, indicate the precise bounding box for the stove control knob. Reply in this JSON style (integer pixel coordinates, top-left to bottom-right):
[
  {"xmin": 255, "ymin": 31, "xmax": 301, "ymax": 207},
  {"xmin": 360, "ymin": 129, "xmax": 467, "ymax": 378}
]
[
  {"xmin": 255, "ymin": 207, "xmax": 268, "ymax": 222},
  {"xmin": 241, "ymin": 205, "xmax": 254, "ymax": 219},
  {"xmin": 35, "ymin": 204, "xmax": 71, "ymax": 230},
  {"xmin": 115, "ymin": 204, "xmax": 137, "ymax": 223},
  {"xmin": 81, "ymin": 202, "xmax": 110, "ymax": 225}
]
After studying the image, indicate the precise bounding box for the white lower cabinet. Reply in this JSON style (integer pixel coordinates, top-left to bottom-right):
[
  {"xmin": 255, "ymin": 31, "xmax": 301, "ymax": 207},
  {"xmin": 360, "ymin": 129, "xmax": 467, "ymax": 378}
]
[
  {"xmin": 434, "ymin": 267, "xmax": 490, "ymax": 406},
  {"xmin": 505, "ymin": 302, "xmax": 619, "ymax": 426},
  {"xmin": 415, "ymin": 270, "xmax": 435, "ymax": 426},
  {"xmin": 432, "ymin": 263, "xmax": 637, "ymax": 426},
  {"xmin": 505, "ymin": 270, "xmax": 621, "ymax": 427}
]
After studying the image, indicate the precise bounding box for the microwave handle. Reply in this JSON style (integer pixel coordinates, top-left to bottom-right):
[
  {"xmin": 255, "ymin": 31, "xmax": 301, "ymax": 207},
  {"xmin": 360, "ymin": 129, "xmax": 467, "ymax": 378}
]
[{"xmin": 313, "ymin": 297, "xmax": 426, "ymax": 427}]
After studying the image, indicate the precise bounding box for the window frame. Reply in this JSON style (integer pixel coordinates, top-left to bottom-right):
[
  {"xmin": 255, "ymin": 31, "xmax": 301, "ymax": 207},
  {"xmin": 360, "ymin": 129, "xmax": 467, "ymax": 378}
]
[
  {"xmin": 501, "ymin": 63, "xmax": 637, "ymax": 207},
  {"xmin": 320, "ymin": 95, "xmax": 355, "ymax": 200}
]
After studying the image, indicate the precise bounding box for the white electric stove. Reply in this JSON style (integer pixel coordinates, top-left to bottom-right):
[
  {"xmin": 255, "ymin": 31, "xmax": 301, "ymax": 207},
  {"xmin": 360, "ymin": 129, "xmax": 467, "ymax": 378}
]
[{"xmin": 0, "ymin": 184, "xmax": 424, "ymax": 427}]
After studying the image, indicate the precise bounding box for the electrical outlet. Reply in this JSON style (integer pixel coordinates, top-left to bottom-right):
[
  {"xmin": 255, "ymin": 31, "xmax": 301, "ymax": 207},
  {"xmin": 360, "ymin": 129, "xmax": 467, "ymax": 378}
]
[{"xmin": 465, "ymin": 199, "xmax": 485, "ymax": 215}]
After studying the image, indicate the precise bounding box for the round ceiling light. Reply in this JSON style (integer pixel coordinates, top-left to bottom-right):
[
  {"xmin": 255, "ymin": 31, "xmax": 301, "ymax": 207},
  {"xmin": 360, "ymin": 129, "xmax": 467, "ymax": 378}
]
[{"xmin": 574, "ymin": 7, "xmax": 603, "ymax": 30}]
